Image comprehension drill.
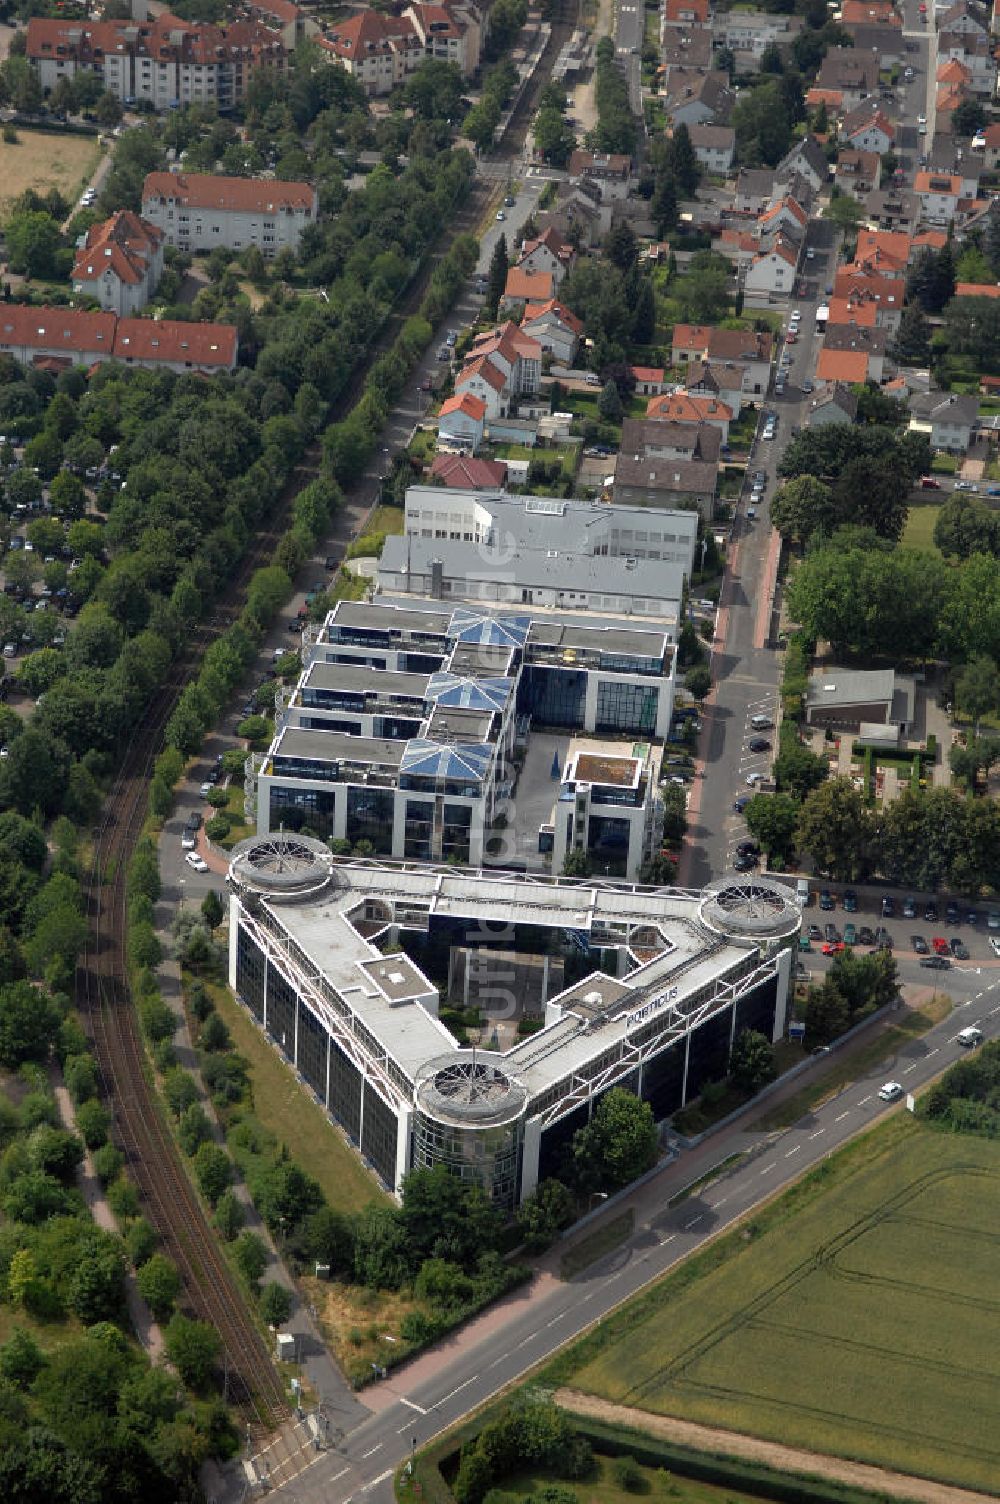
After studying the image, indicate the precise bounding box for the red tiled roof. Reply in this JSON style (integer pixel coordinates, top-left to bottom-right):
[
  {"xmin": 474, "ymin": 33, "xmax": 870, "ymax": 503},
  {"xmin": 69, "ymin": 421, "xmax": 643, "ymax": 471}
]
[
  {"xmin": 0, "ymin": 305, "xmax": 236, "ymax": 369},
  {"xmin": 429, "ymin": 454, "xmax": 508, "ymax": 488},
  {"xmin": 955, "ymin": 282, "xmax": 1000, "ymax": 298},
  {"xmin": 439, "ymin": 392, "xmax": 486, "ymax": 421},
  {"xmin": 631, "ymin": 365, "xmax": 665, "ymax": 383},
  {"xmin": 114, "ymin": 317, "xmax": 237, "ymax": 368},
  {"xmin": 73, "ymin": 210, "xmax": 162, "ymax": 289},
  {"xmin": 815, "ymin": 348, "xmax": 869, "ymax": 382},
  {"xmin": 27, "ymin": 13, "xmax": 284, "ymax": 66},
  {"xmin": 142, "ymin": 171, "xmax": 315, "ymax": 215},
  {"xmin": 646, "ymin": 392, "xmax": 732, "ymax": 423},
  {"xmin": 456, "ymin": 355, "xmax": 506, "ymax": 394},
  {"xmin": 522, "ymin": 298, "xmax": 584, "ymax": 335},
  {"xmin": 826, "ymin": 296, "xmax": 878, "ymax": 326},
  {"xmin": 502, "ymin": 268, "xmax": 555, "ymax": 302},
  {"xmin": 0, "ymin": 305, "xmax": 117, "ymax": 354}
]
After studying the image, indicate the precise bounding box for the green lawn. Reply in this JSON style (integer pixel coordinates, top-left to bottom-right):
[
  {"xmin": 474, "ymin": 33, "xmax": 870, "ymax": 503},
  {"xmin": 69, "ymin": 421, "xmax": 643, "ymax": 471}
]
[
  {"xmin": 206, "ymin": 978, "xmax": 387, "ymax": 1217},
  {"xmin": 548, "ymin": 1114, "xmax": 1000, "ymax": 1493},
  {"xmin": 489, "ymin": 442, "xmax": 578, "ymax": 480},
  {"xmin": 902, "ymin": 500, "xmax": 942, "ymax": 554}
]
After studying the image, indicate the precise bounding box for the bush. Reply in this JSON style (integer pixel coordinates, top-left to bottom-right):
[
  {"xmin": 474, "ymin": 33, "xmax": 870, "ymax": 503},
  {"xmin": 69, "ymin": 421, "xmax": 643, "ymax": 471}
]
[
  {"xmin": 259, "ymin": 1280, "xmax": 293, "ymax": 1326},
  {"xmin": 125, "ymin": 1216, "xmax": 158, "ymax": 1267},
  {"xmin": 233, "ymin": 1229, "xmax": 269, "ymax": 1285},
  {"xmin": 75, "ymin": 1098, "xmax": 110, "ymax": 1149},
  {"xmin": 137, "ymin": 1252, "xmax": 182, "ymax": 1320},
  {"xmin": 64, "ymin": 1052, "xmax": 98, "ymax": 1104},
  {"xmin": 612, "ymin": 1456, "xmax": 645, "ymax": 1492},
  {"xmin": 215, "ymin": 1188, "xmax": 246, "ymax": 1241},
  {"xmin": 205, "ymin": 813, "xmax": 232, "ymax": 842},
  {"xmin": 107, "ymin": 1175, "xmax": 140, "ymax": 1221},
  {"xmin": 92, "ymin": 1142, "xmax": 124, "ymax": 1186}
]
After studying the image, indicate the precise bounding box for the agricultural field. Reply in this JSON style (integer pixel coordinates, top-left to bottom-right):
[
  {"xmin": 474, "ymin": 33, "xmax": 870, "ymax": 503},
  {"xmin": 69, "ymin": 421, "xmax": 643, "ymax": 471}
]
[
  {"xmin": 556, "ymin": 1117, "xmax": 1000, "ymax": 1493},
  {"xmin": 0, "ymin": 128, "xmax": 102, "ymax": 224}
]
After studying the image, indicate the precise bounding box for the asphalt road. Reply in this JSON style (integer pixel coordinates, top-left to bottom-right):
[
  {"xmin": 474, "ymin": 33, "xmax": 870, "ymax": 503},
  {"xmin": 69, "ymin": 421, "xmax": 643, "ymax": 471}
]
[{"xmin": 269, "ymin": 955, "xmax": 1000, "ymax": 1504}]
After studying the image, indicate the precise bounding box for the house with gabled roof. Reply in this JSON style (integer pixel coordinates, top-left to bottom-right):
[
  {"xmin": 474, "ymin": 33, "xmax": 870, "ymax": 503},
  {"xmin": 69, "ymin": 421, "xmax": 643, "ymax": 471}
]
[
  {"xmin": 841, "ymin": 102, "xmax": 895, "ymax": 154},
  {"xmin": 806, "ymin": 384, "xmax": 860, "ymax": 427},
  {"xmin": 815, "ymin": 348, "xmax": 871, "ymax": 385},
  {"xmin": 517, "ymin": 227, "xmax": 575, "ymax": 284},
  {"xmin": 815, "ymin": 47, "xmax": 880, "ymax": 108},
  {"xmin": 775, "ymin": 135, "xmax": 829, "ymax": 195},
  {"xmin": 455, "ymin": 356, "xmax": 508, "ymax": 419},
  {"xmin": 521, "ymin": 300, "xmax": 583, "ymax": 365},
  {"xmin": 141, "ymin": 171, "xmax": 318, "ymax": 256},
  {"xmin": 437, "ymin": 392, "xmax": 486, "ymax": 453},
  {"xmin": 745, "ymin": 232, "xmax": 800, "ymax": 296},
  {"xmin": 467, "ymin": 323, "xmax": 542, "ymax": 395},
  {"xmin": 834, "ymin": 148, "xmax": 881, "ymax": 201},
  {"xmin": 500, "ymin": 268, "xmax": 555, "ymax": 314},
  {"xmin": 852, "ymin": 227, "xmax": 911, "ymax": 277},
  {"xmin": 72, "ymin": 210, "xmax": 163, "ymax": 315},
  {"xmin": 0, "ymin": 305, "xmax": 237, "ymax": 374},
  {"xmin": 429, "ymin": 453, "xmax": 508, "ymax": 489},
  {"xmin": 646, "ymin": 391, "xmax": 732, "ymax": 439}
]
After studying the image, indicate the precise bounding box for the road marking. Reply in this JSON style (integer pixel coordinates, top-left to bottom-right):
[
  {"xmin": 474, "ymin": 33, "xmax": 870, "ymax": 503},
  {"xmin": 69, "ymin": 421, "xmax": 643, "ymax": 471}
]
[
  {"xmin": 399, "ymin": 1397, "xmax": 427, "ymax": 1415},
  {"xmin": 902, "ymin": 1063, "xmax": 918, "ymax": 1074},
  {"xmin": 439, "ymin": 1378, "xmax": 475, "ymax": 1404},
  {"xmin": 714, "ymin": 1196, "xmax": 728, "ymax": 1208},
  {"xmin": 487, "ymin": 1354, "xmax": 508, "ymax": 1371},
  {"xmin": 785, "ymin": 1145, "xmax": 801, "ymax": 1157},
  {"xmin": 835, "ymin": 1111, "xmax": 850, "ymax": 1122},
  {"xmin": 514, "ymin": 1333, "xmax": 535, "ymax": 1350},
  {"xmin": 858, "ymin": 1095, "xmax": 872, "ymax": 1105},
  {"xmin": 685, "ymin": 1215, "xmax": 703, "ymax": 1229},
  {"xmin": 365, "ymin": 1471, "xmax": 394, "ymax": 1491},
  {"xmin": 361, "ymin": 1444, "xmax": 383, "ymax": 1460},
  {"xmin": 991, "ymin": 1005, "xmax": 1000, "ymax": 1016},
  {"xmin": 760, "ymin": 1163, "xmax": 775, "ymax": 1176},
  {"xmin": 809, "ymin": 1128, "xmax": 825, "ymax": 1140},
  {"xmin": 926, "ymin": 1047, "xmax": 938, "ymax": 1057},
  {"xmin": 545, "ymin": 1314, "xmax": 564, "ymax": 1329},
  {"xmin": 659, "ymin": 1233, "xmax": 676, "ymax": 1247},
  {"xmin": 331, "ymin": 1468, "xmax": 350, "ymax": 1483}
]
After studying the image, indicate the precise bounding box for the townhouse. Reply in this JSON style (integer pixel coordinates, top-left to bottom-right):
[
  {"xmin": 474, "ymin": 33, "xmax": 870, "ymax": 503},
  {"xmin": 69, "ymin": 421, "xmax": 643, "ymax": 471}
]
[
  {"xmin": 711, "ymin": 8, "xmax": 803, "ymax": 68},
  {"xmin": 687, "ymin": 124, "xmax": 736, "ymax": 174},
  {"xmin": 315, "ymin": 0, "xmax": 482, "ymax": 95},
  {"xmin": 520, "ymin": 299, "xmax": 583, "ymax": 365},
  {"xmin": 0, "ymin": 305, "xmax": 237, "ymax": 374},
  {"xmin": 841, "ymin": 102, "xmax": 896, "ymax": 155},
  {"xmin": 516, "ymin": 227, "xmax": 575, "ymax": 284},
  {"xmin": 834, "ymin": 148, "xmax": 881, "ymax": 201},
  {"xmin": 646, "ymin": 391, "xmax": 732, "ymax": 440},
  {"xmin": 671, "ymin": 325, "xmax": 774, "ymax": 394},
  {"xmin": 437, "ymin": 392, "xmax": 486, "ymax": 453}
]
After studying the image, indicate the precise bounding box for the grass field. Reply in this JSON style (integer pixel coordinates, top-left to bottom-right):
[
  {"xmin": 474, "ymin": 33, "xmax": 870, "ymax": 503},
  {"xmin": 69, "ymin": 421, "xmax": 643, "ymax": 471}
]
[
  {"xmin": 553, "ymin": 1116, "xmax": 1000, "ymax": 1493},
  {"xmin": 499, "ymin": 1453, "xmax": 784, "ymax": 1504},
  {"xmin": 205, "ymin": 978, "xmax": 387, "ymax": 1217},
  {"xmin": 0, "ymin": 129, "xmax": 101, "ymax": 223},
  {"xmin": 902, "ymin": 500, "xmax": 942, "ymax": 555}
]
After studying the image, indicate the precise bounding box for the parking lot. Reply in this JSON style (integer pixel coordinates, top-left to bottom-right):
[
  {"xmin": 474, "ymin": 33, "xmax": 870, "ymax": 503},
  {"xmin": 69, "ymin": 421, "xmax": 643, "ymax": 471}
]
[{"xmin": 796, "ymin": 884, "xmax": 1000, "ymax": 974}]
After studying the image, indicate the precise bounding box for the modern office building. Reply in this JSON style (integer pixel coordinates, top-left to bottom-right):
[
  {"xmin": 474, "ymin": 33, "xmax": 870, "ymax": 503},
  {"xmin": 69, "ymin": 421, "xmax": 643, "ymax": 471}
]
[
  {"xmin": 250, "ymin": 599, "xmax": 678, "ymax": 874},
  {"xmin": 227, "ymin": 837, "xmax": 799, "ymax": 1207}
]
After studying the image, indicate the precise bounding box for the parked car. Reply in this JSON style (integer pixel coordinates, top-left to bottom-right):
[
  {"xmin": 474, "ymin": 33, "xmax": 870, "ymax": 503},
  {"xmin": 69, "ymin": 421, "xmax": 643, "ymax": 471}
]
[
  {"xmin": 843, "ymin": 890, "xmax": 857, "ymax": 912},
  {"xmin": 747, "ymin": 737, "xmax": 771, "ymax": 752},
  {"xmin": 874, "ymin": 927, "xmax": 893, "ymax": 949},
  {"xmin": 911, "ymin": 934, "xmax": 928, "ymax": 953},
  {"xmin": 824, "ymin": 923, "xmax": 840, "ymax": 944},
  {"xmin": 950, "ymin": 937, "xmax": 970, "ymax": 960},
  {"xmin": 946, "ymin": 901, "xmax": 961, "ymax": 925},
  {"xmin": 819, "ymin": 890, "xmax": 834, "ymax": 911},
  {"xmin": 808, "ymin": 924, "xmax": 823, "ymax": 941},
  {"xmin": 858, "ymin": 925, "xmax": 875, "ymax": 946},
  {"xmin": 751, "ymin": 714, "xmax": 773, "ymax": 730},
  {"xmin": 925, "ymin": 900, "xmax": 939, "ymax": 922},
  {"xmin": 881, "ymin": 895, "xmax": 895, "ymax": 917},
  {"xmin": 843, "ymin": 922, "xmax": 856, "ymax": 945},
  {"xmin": 932, "ymin": 936, "xmax": 950, "ymax": 955},
  {"xmin": 732, "ymin": 851, "xmax": 756, "ymax": 872},
  {"xmin": 184, "ymin": 852, "xmax": 209, "ymax": 873},
  {"xmin": 919, "ymin": 477, "xmax": 942, "ymax": 490},
  {"xmin": 990, "ymin": 936, "xmax": 1000, "ymax": 957},
  {"xmin": 903, "ymin": 896, "xmax": 917, "ymax": 918},
  {"xmin": 920, "ymin": 955, "xmax": 950, "ymax": 970}
]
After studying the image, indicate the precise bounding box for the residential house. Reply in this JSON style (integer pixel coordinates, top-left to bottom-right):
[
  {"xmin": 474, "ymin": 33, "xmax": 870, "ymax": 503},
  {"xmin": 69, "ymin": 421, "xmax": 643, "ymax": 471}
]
[
  {"xmin": 825, "ymin": 295, "xmax": 877, "ymax": 329},
  {"xmin": 671, "ymin": 325, "xmax": 774, "ymax": 392},
  {"xmin": 516, "ymin": 227, "xmax": 574, "ymax": 284},
  {"xmin": 500, "ymin": 268, "xmax": 555, "ymax": 315},
  {"xmin": 710, "ymin": 9, "xmax": 803, "ymax": 68},
  {"xmin": 908, "ymin": 390, "xmax": 979, "ymax": 451},
  {"xmin": 141, "ymin": 172, "xmax": 317, "ymax": 256},
  {"xmin": 865, "ymin": 187, "xmax": 922, "ymax": 233},
  {"xmin": 815, "ymin": 348, "xmax": 871, "ymax": 385},
  {"xmin": 455, "ymin": 356, "xmax": 507, "ymax": 419},
  {"xmin": 466, "ymin": 323, "xmax": 542, "ymax": 396},
  {"xmin": 851, "ymin": 228, "xmax": 911, "ymax": 277},
  {"xmin": 815, "ymin": 48, "xmax": 879, "ymax": 109},
  {"xmin": 684, "ymin": 360, "xmax": 745, "ymax": 418},
  {"xmin": 805, "ymin": 385, "xmax": 860, "ymax": 427},
  {"xmin": 315, "ymin": 10, "xmax": 422, "ymax": 95},
  {"xmin": 924, "ymin": 139, "xmax": 981, "ymax": 198},
  {"xmin": 834, "ymin": 148, "xmax": 881, "ymax": 201},
  {"xmin": 938, "ymin": 30, "xmax": 999, "ymax": 95},
  {"xmin": 915, "ymin": 171, "xmax": 964, "ymax": 226},
  {"xmin": 840, "ymin": 0, "xmax": 901, "ymax": 26},
  {"xmin": 429, "ymin": 454, "xmax": 508, "ymax": 489},
  {"xmin": 687, "ymin": 124, "xmax": 736, "ymax": 173},
  {"xmin": 661, "ymin": 27, "xmax": 714, "ymax": 78},
  {"xmin": 71, "ymin": 210, "xmax": 163, "ymax": 315},
  {"xmin": 734, "ymin": 168, "xmax": 777, "ymax": 214},
  {"xmin": 26, "ymin": 14, "xmax": 286, "ymax": 110},
  {"xmin": 744, "ymin": 232, "xmax": 800, "ymax": 296},
  {"xmin": 664, "ymin": 70, "xmax": 735, "ymax": 127},
  {"xmin": 936, "ymin": 2, "xmax": 988, "ymax": 38},
  {"xmin": 620, "ymin": 418, "xmax": 722, "ymax": 466},
  {"xmin": 978, "ymin": 123, "xmax": 1000, "ymax": 168},
  {"xmin": 520, "ymin": 300, "xmax": 583, "ymax": 365},
  {"xmin": 823, "ymin": 322, "xmax": 887, "ymax": 382},
  {"xmin": 845, "ymin": 24, "xmax": 905, "ymax": 66},
  {"xmin": 774, "ymin": 136, "xmax": 829, "ymax": 197},
  {"xmin": 841, "ymin": 102, "xmax": 895, "ymax": 155},
  {"xmin": 713, "ymin": 225, "xmax": 761, "ymax": 268},
  {"xmin": 630, "ymin": 366, "xmax": 666, "ymax": 396},
  {"xmin": 612, "ymin": 454, "xmax": 718, "ymax": 518},
  {"xmin": 646, "ymin": 392, "xmax": 732, "ymax": 440},
  {"xmin": 567, "ymin": 151, "xmax": 632, "ymax": 201},
  {"xmin": 0, "ymin": 305, "xmax": 237, "ymax": 373},
  {"xmin": 437, "ymin": 392, "xmax": 486, "ymax": 453},
  {"xmin": 759, "ymin": 194, "xmax": 808, "ymax": 239},
  {"xmin": 663, "ymin": 0, "xmax": 710, "ymax": 27},
  {"xmin": 404, "ymin": 3, "xmax": 481, "ymax": 75}
]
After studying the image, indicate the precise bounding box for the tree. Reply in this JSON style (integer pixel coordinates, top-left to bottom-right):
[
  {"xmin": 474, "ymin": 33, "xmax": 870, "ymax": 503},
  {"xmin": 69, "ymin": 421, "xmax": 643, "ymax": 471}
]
[
  {"xmin": 934, "ymin": 494, "xmax": 999, "ymax": 559},
  {"xmin": 0, "ymin": 1326, "xmax": 45, "ymax": 1388},
  {"xmin": 598, "ymin": 379, "xmax": 623, "ymax": 423},
  {"xmin": 400, "ymin": 1164, "xmax": 501, "ymax": 1269},
  {"xmin": 75, "ymin": 1098, "xmax": 110, "ymax": 1149},
  {"xmin": 178, "ymin": 1102, "xmax": 212, "ymax": 1157},
  {"xmin": 770, "ymin": 475, "xmax": 836, "ymax": 546},
  {"xmin": 952, "ymin": 97, "xmax": 986, "ymax": 137},
  {"xmin": 259, "ymin": 1281, "xmax": 293, "ymax": 1326},
  {"xmin": 744, "ymin": 792, "xmax": 800, "ymax": 862},
  {"xmin": 516, "ymin": 1178, "xmax": 575, "ymax": 1251},
  {"xmin": 828, "ymin": 948, "xmax": 898, "ymax": 1016},
  {"xmin": 48, "ymin": 471, "xmax": 87, "ymax": 519},
  {"xmin": 164, "ymin": 1314, "xmax": 221, "ymax": 1389},
  {"xmin": 824, "ymin": 192, "xmax": 863, "ymax": 233},
  {"xmin": 804, "ymin": 978, "xmax": 849, "ymax": 1048},
  {"xmin": 570, "ymin": 1087, "xmax": 657, "ymax": 1191},
  {"xmin": 675, "ymin": 253, "xmax": 731, "ymax": 324},
  {"xmin": 665, "ymin": 122, "xmax": 699, "ymax": 196},
  {"xmin": 949, "ymin": 736, "xmax": 1000, "ymax": 787},
  {"xmin": 233, "ymin": 1229, "xmax": 270, "ymax": 1285},
  {"xmin": 193, "ymin": 1141, "xmax": 232, "ymax": 1205},
  {"xmin": 890, "ymin": 302, "xmax": 931, "ymax": 366},
  {"xmin": 685, "ymin": 664, "xmax": 712, "ymax": 701},
  {"xmin": 774, "ymin": 738, "xmax": 827, "ymax": 801},
  {"xmin": 795, "ymin": 777, "xmax": 871, "ymax": 881},
  {"xmin": 136, "ymin": 1253, "xmax": 182, "ymax": 1319},
  {"xmin": 5, "ymin": 210, "xmax": 64, "ymax": 279},
  {"xmin": 487, "ymin": 233, "xmax": 508, "ymax": 315},
  {"xmin": 561, "ymin": 848, "xmax": 592, "ymax": 878},
  {"xmin": 956, "ymin": 656, "xmax": 1000, "ymax": 734},
  {"xmin": 631, "ymin": 277, "xmax": 656, "ymax": 344},
  {"xmin": 215, "ymin": 1189, "xmax": 246, "ymax": 1242},
  {"xmin": 906, "ymin": 243, "xmax": 955, "ymax": 314},
  {"xmin": 733, "ymin": 79, "xmax": 793, "ymax": 166},
  {"xmin": 729, "ymin": 1029, "xmax": 776, "ymax": 1095},
  {"xmin": 660, "ymin": 782, "xmax": 688, "ymax": 845},
  {"xmin": 606, "ymin": 222, "xmax": 637, "ymax": 273},
  {"xmin": 0, "ymin": 980, "xmax": 61, "ymax": 1067},
  {"xmin": 199, "ymin": 1011, "xmax": 231, "ymax": 1052},
  {"xmin": 533, "ymin": 105, "xmax": 576, "ymax": 166}
]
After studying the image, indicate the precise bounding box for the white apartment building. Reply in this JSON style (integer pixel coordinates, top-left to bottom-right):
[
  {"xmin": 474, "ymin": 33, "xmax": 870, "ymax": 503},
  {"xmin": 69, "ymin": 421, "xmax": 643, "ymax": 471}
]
[{"xmin": 141, "ymin": 172, "xmax": 318, "ymax": 256}]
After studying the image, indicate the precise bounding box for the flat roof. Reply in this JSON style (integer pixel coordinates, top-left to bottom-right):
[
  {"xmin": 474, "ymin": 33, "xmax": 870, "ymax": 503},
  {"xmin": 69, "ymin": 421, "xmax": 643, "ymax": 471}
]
[
  {"xmin": 526, "ymin": 620, "xmax": 670, "ymax": 658},
  {"xmin": 302, "ymin": 661, "xmax": 430, "ymax": 699},
  {"xmin": 272, "ymin": 728, "xmax": 405, "ymax": 766},
  {"xmin": 330, "ymin": 601, "xmax": 451, "ymax": 636},
  {"xmin": 806, "ymin": 667, "xmax": 896, "ymax": 708}
]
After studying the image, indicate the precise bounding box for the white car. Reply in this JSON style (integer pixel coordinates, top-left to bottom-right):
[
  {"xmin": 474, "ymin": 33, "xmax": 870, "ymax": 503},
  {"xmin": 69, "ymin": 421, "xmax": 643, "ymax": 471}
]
[
  {"xmin": 181, "ymin": 829, "xmax": 197, "ymax": 851},
  {"xmin": 2, "ymin": 644, "xmax": 15, "ymax": 659},
  {"xmin": 790, "ymin": 309, "xmax": 801, "ymax": 324},
  {"xmin": 184, "ymin": 851, "xmax": 209, "ymax": 873},
  {"xmin": 990, "ymin": 936, "xmax": 1000, "ymax": 957},
  {"xmin": 745, "ymin": 771, "xmax": 763, "ymax": 786},
  {"xmin": 957, "ymin": 1026, "xmax": 983, "ymax": 1048},
  {"xmin": 878, "ymin": 1081, "xmax": 904, "ymax": 1102}
]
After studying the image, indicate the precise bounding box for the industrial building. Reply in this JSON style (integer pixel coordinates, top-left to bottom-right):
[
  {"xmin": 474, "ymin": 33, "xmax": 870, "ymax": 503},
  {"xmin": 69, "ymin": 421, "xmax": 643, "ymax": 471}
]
[{"xmin": 227, "ymin": 837, "xmax": 799, "ymax": 1208}]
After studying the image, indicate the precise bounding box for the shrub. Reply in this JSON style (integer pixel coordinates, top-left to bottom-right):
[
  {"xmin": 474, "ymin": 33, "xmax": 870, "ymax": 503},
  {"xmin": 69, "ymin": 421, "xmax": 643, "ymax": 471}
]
[
  {"xmin": 612, "ymin": 1456, "xmax": 644, "ymax": 1492},
  {"xmin": 92, "ymin": 1142, "xmax": 124, "ymax": 1186},
  {"xmin": 125, "ymin": 1216, "xmax": 158, "ymax": 1267},
  {"xmin": 205, "ymin": 813, "xmax": 232, "ymax": 842},
  {"xmin": 259, "ymin": 1280, "xmax": 293, "ymax": 1326},
  {"xmin": 107, "ymin": 1175, "xmax": 140, "ymax": 1221},
  {"xmin": 215, "ymin": 1188, "xmax": 245, "ymax": 1241},
  {"xmin": 75, "ymin": 1098, "xmax": 110, "ymax": 1149}
]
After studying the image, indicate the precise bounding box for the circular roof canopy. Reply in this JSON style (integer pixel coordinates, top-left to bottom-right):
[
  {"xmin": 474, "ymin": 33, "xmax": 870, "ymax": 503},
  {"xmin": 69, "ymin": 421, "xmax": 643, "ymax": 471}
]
[
  {"xmin": 228, "ymin": 832, "xmax": 333, "ymax": 898},
  {"xmin": 699, "ymin": 875, "xmax": 802, "ymax": 942},
  {"xmin": 414, "ymin": 1051, "xmax": 528, "ymax": 1128}
]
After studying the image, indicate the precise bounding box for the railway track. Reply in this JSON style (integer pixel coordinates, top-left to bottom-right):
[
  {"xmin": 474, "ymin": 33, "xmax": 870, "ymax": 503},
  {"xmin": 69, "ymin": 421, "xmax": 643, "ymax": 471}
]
[{"xmin": 71, "ymin": 165, "xmax": 501, "ymax": 1438}]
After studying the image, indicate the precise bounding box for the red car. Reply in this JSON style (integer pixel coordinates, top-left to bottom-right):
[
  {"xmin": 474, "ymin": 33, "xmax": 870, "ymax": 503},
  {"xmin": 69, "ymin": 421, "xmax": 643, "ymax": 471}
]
[
  {"xmin": 932, "ymin": 937, "xmax": 950, "ymax": 955},
  {"xmin": 822, "ymin": 942, "xmax": 845, "ymax": 955},
  {"xmin": 920, "ymin": 477, "xmax": 942, "ymax": 490}
]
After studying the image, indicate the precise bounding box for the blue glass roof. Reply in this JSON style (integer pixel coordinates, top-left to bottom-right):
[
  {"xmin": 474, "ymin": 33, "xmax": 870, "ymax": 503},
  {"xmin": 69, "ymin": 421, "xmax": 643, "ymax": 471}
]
[
  {"xmin": 425, "ymin": 672, "xmax": 513, "ymax": 713},
  {"xmin": 447, "ymin": 608, "xmax": 531, "ymax": 649},
  {"xmin": 400, "ymin": 739, "xmax": 495, "ymax": 782}
]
